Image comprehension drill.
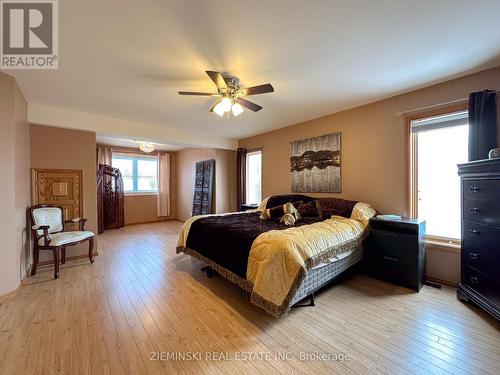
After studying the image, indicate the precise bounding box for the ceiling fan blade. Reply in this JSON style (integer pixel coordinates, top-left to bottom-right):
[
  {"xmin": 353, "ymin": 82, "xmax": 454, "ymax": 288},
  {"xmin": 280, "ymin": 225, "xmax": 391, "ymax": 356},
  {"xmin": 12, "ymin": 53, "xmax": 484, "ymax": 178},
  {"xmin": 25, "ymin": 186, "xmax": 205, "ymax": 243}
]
[
  {"xmin": 205, "ymin": 71, "xmax": 227, "ymax": 90},
  {"xmin": 236, "ymin": 98, "xmax": 263, "ymax": 112},
  {"xmin": 178, "ymin": 91, "xmax": 218, "ymax": 96},
  {"xmin": 240, "ymin": 83, "xmax": 274, "ymax": 96}
]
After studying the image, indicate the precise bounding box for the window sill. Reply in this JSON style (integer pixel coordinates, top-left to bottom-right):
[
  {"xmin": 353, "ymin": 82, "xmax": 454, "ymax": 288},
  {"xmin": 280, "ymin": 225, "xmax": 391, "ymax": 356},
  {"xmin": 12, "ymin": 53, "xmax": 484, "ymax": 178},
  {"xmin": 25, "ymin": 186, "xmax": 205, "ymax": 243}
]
[
  {"xmin": 424, "ymin": 238, "xmax": 461, "ymax": 253},
  {"xmin": 124, "ymin": 192, "xmax": 158, "ymax": 197}
]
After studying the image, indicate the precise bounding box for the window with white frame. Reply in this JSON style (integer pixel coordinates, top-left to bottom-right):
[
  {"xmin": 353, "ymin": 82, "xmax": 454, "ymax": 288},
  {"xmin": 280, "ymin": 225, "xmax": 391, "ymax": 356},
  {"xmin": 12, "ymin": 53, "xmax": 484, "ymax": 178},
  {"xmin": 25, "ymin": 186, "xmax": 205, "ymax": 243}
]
[
  {"xmin": 245, "ymin": 150, "xmax": 262, "ymax": 205},
  {"xmin": 409, "ymin": 110, "xmax": 469, "ymax": 241},
  {"xmin": 112, "ymin": 153, "xmax": 158, "ymax": 193}
]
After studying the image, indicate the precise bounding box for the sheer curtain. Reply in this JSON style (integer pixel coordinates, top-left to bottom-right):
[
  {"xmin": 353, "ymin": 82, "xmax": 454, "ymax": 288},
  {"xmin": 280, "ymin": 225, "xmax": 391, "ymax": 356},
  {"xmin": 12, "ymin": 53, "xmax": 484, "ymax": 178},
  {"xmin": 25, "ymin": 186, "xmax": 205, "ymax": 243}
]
[
  {"xmin": 97, "ymin": 146, "xmax": 113, "ymax": 166},
  {"xmin": 157, "ymin": 152, "xmax": 171, "ymax": 217}
]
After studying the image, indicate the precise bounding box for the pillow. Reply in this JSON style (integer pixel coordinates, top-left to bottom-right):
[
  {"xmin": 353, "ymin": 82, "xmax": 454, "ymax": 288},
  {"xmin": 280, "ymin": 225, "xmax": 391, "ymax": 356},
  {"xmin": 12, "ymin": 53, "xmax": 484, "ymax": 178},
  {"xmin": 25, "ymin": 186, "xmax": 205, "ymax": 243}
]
[
  {"xmin": 265, "ymin": 194, "xmax": 315, "ymax": 209},
  {"xmin": 262, "ymin": 202, "xmax": 300, "ymax": 221},
  {"xmin": 280, "ymin": 213, "xmax": 296, "ymax": 226},
  {"xmin": 350, "ymin": 202, "xmax": 376, "ymax": 225},
  {"xmin": 296, "ymin": 200, "xmax": 320, "ymax": 217},
  {"xmin": 316, "ymin": 198, "xmax": 358, "ymax": 219}
]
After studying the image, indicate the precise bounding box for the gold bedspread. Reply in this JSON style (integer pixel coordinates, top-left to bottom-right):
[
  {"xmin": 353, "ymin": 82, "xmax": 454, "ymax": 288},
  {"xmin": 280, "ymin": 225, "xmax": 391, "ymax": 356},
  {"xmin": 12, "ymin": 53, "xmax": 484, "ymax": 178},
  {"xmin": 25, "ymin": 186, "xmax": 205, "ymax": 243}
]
[{"xmin": 177, "ymin": 202, "xmax": 375, "ymax": 317}]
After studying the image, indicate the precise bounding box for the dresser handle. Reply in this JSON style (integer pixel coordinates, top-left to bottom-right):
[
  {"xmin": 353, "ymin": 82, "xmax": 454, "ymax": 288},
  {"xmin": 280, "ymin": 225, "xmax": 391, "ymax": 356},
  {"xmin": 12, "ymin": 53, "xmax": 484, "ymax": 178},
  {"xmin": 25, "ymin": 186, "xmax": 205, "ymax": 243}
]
[
  {"xmin": 469, "ymin": 276, "xmax": 479, "ymax": 285},
  {"xmin": 469, "ymin": 207, "xmax": 481, "ymax": 214},
  {"xmin": 469, "ymin": 186, "xmax": 480, "ymax": 193},
  {"xmin": 469, "ymin": 229, "xmax": 480, "ymax": 236},
  {"xmin": 383, "ymin": 256, "xmax": 399, "ymax": 262},
  {"xmin": 469, "ymin": 252, "xmax": 479, "ymax": 260}
]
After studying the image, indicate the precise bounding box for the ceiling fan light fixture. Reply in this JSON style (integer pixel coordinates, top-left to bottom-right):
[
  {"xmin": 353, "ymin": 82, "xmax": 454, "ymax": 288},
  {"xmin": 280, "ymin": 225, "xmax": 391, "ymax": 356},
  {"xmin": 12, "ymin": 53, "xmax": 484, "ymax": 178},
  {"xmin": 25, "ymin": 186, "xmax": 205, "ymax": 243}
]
[
  {"xmin": 179, "ymin": 70, "xmax": 273, "ymax": 116},
  {"xmin": 231, "ymin": 102, "xmax": 244, "ymax": 117},
  {"xmin": 220, "ymin": 97, "xmax": 232, "ymax": 112},
  {"xmin": 213, "ymin": 101, "xmax": 226, "ymax": 116}
]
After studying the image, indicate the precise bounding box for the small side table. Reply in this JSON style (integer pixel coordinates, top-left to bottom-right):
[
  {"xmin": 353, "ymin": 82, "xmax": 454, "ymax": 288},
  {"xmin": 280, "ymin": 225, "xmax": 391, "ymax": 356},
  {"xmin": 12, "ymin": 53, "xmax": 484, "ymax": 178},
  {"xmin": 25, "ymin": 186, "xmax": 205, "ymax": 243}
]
[{"xmin": 364, "ymin": 217, "xmax": 426, "ymax": 291}]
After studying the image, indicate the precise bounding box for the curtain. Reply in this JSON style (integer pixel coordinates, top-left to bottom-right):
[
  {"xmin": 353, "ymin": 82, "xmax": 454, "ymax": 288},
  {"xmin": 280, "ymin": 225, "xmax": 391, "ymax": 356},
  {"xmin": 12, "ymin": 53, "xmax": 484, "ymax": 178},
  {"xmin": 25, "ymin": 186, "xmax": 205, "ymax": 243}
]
[
  {"xmin": 468, "ymin": 90, "xmax": 497, "ymax": 161},
  {"xmin": 157, "ymin": 152, "xmax": 171, "ymax": 217},
  {"xmin": 97, "ymin": 146, "xmax": 113, "ymax": 166},
  {"xmin": 236, "ymin": 148, "xmax": 247, "ymax": 208}
]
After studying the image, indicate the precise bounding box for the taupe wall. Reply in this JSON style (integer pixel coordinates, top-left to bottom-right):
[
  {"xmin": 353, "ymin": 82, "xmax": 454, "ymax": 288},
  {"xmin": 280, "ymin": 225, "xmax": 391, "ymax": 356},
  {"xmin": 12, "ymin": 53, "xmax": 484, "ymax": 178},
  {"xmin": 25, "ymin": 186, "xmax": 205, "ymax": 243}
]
[
  {"xmin": 214, "ymin": 149, "xmax": 237, "ymax": 216},
  {"xmin": 176, "ymin": 148, "xmax": 237, "ymax": 221},
  {"xmin": 124, "ymin": 195, "xmax": 161, "ymax": 225},
  {"xmin": 0, "ymin": 72, "xmax": 30, "ymax": 296},
  {"xmin": 30, "ymin": 125, "xmax": 98, "ymax": 259},
  {"xmin": 14, "ymin": 76, "xmax": 30, "ymax": 287},
  {"xmin": 240, "ymin": 66, "xmax": 500, "ymax": 214},
  {"xmin": 239, "ymin": 66, "xmax": 500, "ymax": 285}
]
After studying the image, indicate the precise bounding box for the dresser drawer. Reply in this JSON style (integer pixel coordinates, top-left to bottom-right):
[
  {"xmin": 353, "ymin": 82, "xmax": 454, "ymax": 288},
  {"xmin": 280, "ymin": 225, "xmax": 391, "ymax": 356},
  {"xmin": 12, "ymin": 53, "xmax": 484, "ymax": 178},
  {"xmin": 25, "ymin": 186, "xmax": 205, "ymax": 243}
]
[
  {"xmin": 462, "ymin": 243, "xmax": 500, "ymax": 280},
  {"xmin": 463, "ymin": 221, "xmax": 500, "ymax": 251},
  {"xmin": 368, "ymin": 229, "xmax": 420, "ymax": 260},
  {"xmin": 463, "ymin": 200, "xmax": 500, "ymax": 227},
  {"xmin": 463, "ymin": 179, "xmax": 500, "ymax": 203},
  {"xmin": 463, "ymin": 266, "xmax": 500, "ymax": 307}
]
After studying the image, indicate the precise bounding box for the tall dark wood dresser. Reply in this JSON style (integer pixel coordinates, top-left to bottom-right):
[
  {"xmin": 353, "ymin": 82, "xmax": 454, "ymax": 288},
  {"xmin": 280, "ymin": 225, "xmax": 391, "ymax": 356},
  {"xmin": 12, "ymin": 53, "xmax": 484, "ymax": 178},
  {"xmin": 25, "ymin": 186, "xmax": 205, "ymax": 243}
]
[{"xmin": 457, "ymin": 158, "xmax": 500, "ymax": 320}]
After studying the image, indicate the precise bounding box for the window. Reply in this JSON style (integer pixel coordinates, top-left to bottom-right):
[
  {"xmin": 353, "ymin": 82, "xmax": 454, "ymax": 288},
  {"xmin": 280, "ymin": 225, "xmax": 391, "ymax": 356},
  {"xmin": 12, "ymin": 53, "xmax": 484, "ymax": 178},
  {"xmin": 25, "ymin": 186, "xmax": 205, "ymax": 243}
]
[
  {"xmin": 409, "ymin": 109, "xmax": 469, "ymax": 242},
  {"xmin": 112, "ymin": 153, "xmax": 158, "ymax": 194},
  {"xmin": 246, "ymin": 150, "xmax": 262, "ymax": 205}
]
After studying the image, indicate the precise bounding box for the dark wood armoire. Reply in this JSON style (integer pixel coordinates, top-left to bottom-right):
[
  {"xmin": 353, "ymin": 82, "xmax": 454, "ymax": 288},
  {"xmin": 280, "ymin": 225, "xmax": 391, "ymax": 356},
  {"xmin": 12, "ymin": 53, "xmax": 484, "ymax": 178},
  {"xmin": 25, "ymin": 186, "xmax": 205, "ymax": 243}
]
[
  {"xmin": 97, "ymin": 164, "xmax": 125, "ymax": 234},
  {"xmin": 192, "ymin": 159, "xmax": 215, "ymax": 216}
]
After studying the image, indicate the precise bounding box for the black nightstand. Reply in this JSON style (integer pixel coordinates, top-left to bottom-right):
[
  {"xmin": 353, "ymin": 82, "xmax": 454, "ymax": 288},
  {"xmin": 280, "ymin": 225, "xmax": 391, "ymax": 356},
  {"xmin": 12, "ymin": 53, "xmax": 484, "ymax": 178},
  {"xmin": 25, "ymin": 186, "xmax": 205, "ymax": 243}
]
[
  {"xmin": 240, "ymin": 203, "xmax": 259, "ymax": 211},
  {"xmin": 364, "ymin": 217, "xmax": 426, "ymax": 291}
]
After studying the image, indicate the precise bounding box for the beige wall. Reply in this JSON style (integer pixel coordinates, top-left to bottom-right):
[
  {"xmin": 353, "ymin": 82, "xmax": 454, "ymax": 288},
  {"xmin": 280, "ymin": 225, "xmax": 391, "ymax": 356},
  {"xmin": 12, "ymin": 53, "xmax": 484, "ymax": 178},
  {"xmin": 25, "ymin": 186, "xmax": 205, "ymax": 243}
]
[
  {"xmin": 124, "ymin": 195, "xmax": 159, "ymax": 225},
  {"xmin": 30, "ymin": 125, "xmax": 98, "ymax": 260},
  {"xmin": 239, "ymin": 66, "xmax": 500, "ymax": 285},
  {"xmin": 214, "ymin": 149, "xmax": 237, "ymax": 215},
  {"xmin": 176, "ymin": 148, "xmax": 237, "ymax": 221},
  {"xmin": 240, "ymin": 66, "xmax": 500, "ymax": 214},
  {"xmin": 0, "ymin": 72, "xmax": 30, "ymax": 296},
  {"xmin": 14, "ymin": 76, "xmax": 30, "ymax": 287}
]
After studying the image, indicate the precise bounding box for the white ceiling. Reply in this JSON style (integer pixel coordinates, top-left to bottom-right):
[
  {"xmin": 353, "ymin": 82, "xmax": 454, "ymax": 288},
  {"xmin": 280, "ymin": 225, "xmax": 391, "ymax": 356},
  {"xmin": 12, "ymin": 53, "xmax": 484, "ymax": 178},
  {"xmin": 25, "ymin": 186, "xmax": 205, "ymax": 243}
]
[
  {"xmin": 96, "ymin": 135, "xmax": 183, "ymax": 151},
  {"xmin": 6, "ymin": 0, "xmax": 500, "ymax": 145}
]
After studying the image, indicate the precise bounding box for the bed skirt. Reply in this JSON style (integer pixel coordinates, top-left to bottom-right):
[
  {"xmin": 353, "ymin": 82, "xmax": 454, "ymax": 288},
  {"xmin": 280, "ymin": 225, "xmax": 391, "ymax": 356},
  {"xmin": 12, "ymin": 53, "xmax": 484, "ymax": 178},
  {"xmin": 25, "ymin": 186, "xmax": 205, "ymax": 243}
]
[{"xmin": 176, "ymin": 244, "xmax": 363, "ymax": 316}]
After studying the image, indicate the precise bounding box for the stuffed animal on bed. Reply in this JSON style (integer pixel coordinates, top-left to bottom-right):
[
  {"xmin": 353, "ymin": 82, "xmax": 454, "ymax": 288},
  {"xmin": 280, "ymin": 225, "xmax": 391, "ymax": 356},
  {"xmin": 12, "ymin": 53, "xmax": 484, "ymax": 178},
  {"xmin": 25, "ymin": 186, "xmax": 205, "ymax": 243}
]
[{"xmin": 261, "ymin": 202, "xmax": 301, "ymax": 225}]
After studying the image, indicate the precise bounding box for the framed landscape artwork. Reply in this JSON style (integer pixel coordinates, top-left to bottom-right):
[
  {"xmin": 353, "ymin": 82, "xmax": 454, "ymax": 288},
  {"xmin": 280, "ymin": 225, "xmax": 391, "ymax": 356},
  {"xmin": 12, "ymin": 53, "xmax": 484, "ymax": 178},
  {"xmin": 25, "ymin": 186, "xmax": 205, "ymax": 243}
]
[{"xmin": 290, "ymin": 132, "xmax": 341, "ymax": 193}]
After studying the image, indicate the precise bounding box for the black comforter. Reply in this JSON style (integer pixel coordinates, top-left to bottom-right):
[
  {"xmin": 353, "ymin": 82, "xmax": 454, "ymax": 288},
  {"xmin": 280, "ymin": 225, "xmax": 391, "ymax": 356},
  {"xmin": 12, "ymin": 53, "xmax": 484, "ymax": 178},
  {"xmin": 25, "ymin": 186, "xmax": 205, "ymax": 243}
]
[{"xmin": 186, "ymin": 212, "xmax": 324, "ymax": 278}]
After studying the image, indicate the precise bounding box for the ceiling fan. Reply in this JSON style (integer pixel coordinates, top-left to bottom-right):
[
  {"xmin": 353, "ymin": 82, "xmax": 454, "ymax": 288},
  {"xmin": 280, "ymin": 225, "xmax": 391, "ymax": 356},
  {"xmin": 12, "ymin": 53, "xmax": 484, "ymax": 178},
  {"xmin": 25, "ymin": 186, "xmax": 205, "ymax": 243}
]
[{"xmin": 178, "ymin": 71, "xmax": 274, "ymax": 117}]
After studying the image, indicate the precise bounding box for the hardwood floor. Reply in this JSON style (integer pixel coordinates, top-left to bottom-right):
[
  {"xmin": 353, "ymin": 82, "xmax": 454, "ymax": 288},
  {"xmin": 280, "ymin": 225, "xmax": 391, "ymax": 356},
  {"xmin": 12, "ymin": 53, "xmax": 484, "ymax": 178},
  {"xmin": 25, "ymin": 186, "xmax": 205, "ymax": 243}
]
[{"xmin": 1, "ymin": 221, "xmax": 498, "ymax": 375}]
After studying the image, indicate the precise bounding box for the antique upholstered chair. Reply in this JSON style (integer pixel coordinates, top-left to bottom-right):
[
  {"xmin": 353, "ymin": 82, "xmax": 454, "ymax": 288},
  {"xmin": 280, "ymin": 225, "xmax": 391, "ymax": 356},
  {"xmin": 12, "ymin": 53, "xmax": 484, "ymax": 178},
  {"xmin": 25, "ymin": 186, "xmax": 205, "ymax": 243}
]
[{"xmin": 29, "ymin": 204, "xmax": 95, "ymax": 279}]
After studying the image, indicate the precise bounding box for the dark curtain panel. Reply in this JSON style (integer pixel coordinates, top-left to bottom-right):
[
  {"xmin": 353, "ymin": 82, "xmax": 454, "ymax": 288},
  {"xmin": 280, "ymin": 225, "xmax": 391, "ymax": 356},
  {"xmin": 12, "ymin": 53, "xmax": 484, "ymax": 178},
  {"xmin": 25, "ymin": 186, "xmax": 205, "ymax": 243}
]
[
  {"xmin": 236, "ymin": 148, "xmax": 247, "ymax": 209},
  {"xmin": 468, "ymin": 90, "xmax": 497, "ymax": 161}
]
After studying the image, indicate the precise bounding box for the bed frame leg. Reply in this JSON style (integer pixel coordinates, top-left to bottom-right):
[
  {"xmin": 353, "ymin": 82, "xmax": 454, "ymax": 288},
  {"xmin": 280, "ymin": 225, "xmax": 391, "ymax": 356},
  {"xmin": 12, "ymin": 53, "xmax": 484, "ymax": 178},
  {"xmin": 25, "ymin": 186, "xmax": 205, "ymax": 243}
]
[
  {"xmin": 201, "ymin": 266, "xmax": 216, "ymax": 278},
  {"xmin": 293, "ymin": 292, "xmax": 315, "ymax": 308}
]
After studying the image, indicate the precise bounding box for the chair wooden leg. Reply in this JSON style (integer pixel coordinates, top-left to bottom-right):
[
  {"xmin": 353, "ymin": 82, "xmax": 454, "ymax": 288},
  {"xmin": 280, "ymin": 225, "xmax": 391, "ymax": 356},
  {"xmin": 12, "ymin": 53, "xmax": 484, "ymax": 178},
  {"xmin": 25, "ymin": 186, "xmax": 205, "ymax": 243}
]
[
  {"xmin": 61, "ymin": 247, "xmax": 66, "ymax": 264},
  {"xmin": 53, "ymin": 247, "xmax": 60, "ymax": 279},
  {"xmin": 88, "ymin": 237, "xmax": 94, "ymax": 264},
  {"xmin": 31, "ymin": 247, "xmax": 39, "ymax": 276}
]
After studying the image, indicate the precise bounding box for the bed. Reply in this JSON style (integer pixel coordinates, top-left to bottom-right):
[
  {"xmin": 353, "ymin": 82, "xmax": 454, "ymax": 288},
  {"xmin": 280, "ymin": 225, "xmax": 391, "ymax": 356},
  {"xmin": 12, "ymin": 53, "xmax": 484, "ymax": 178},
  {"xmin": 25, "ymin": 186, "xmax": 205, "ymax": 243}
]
[{"xmin": 176, "ymin": 194, "xmax": 376, "ymax": 317}]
